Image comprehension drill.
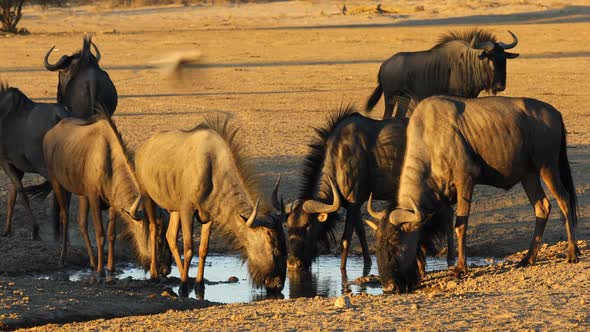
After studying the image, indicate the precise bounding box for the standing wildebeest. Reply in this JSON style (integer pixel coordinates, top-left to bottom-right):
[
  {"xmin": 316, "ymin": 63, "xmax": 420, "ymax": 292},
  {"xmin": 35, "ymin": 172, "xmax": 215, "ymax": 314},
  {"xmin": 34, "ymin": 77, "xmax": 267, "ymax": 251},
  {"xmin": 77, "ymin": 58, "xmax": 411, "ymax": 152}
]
[
  {"xmin": 0, "ymin": 83, "xmax": 69, "ymax": 239},
  {"xmin": 366, "ymin": 29, "xmax": 519, "ymax": 119},
  {"xmin": 44, "ymin": 35, "xmax": 118, "ymax": 117},
  {"xmin": 285, "ymin": 105, "xmax": 421, "ymax": 274},
  {"xmin": 43, "ymin": 109, "xmax": 170, "ymax": 276},
  {"xmin": 134, "ymin": 116, "xmax": 287, "ymax": 294},
  {"xmin": 373, "ymin": 95, "xmax": 579, "ymax": 293}
]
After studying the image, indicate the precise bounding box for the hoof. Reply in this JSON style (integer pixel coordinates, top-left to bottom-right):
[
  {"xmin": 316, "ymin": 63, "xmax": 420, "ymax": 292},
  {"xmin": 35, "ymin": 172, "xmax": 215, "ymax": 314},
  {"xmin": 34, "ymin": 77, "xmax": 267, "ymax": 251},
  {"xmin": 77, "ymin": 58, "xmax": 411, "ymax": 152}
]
[
  {"xmin": 452, "ymin": 266, "xmax": 467, "ymax": 278},
  {"xmin": 178, "ymin": 282, "xmax": 190, "ymax": 298},
  {"xmin": 1, "ymin": 229, "xmax": 10, "ymax": 237},
  {"xmin": 566, "ymin": 255, "xmax": 579, "ymax": 264},
  {"xmin": 31, "ymin": 229, "xmax": 40, "ymax": 241},
  {"xmin": 516, "ymin": 256, "xmax": 534, "ymax": 268}
]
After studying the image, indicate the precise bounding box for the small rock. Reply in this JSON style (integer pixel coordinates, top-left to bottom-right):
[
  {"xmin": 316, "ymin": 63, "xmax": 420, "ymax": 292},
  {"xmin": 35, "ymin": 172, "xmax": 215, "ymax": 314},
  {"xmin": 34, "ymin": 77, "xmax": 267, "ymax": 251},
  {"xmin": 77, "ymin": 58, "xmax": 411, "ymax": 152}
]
[
  {"xmin": 334, "ymin": 295, "xmax": 352, "ymax": 309},
  {"xmin": 414, "ymin": 5, "xmax": 425, "ymax": 12},
  {"xmin": 227, "ymin": 276, "xmax": 239, "ymax": 283},
  {"xmin": 580, "ymin": 298, "xmax": 585, "ymax": 305},
  {"xmin": 411, "ymin": 303, "xmax": 420, "ymax": 310}
]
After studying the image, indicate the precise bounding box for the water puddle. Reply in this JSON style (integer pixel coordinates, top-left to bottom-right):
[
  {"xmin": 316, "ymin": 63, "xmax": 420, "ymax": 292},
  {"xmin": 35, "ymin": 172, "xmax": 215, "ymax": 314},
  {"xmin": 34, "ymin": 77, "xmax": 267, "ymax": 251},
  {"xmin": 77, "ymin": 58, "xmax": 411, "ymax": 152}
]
[{"xmin": 37, "ymin": 254, "xmax": 499, "ymax": 303}]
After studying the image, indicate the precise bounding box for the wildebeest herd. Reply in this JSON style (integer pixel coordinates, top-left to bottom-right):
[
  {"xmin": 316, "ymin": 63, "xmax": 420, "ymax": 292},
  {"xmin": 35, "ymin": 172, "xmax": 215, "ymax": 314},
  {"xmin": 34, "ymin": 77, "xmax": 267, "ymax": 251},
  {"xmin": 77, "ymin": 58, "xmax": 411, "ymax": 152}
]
[{"xmin": 0, "ymin": 29, "xmax": 580, "ymax": 296}]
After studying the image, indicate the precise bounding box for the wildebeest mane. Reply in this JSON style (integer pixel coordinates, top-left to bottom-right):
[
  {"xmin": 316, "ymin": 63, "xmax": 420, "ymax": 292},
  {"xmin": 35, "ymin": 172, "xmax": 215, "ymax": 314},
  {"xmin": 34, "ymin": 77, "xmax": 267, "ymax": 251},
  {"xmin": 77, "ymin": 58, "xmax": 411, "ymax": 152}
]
[
  {"xmin": 0, "ymin": 82, "xmax": 32, "ymax": 114},
  {"xmin": 298, "ymin": 104, "xmax": 361, "ymax": 249},
  {"xmin": 299, "ymin": 104, "xmax": 359, "ymax": 199},
  {"xmin": 191, "ymin": 115, "xmax": 262, "ymax": 214},
  {"xmin": 431, "ymin": 29, "xmax": 497, "ymax": 50}
]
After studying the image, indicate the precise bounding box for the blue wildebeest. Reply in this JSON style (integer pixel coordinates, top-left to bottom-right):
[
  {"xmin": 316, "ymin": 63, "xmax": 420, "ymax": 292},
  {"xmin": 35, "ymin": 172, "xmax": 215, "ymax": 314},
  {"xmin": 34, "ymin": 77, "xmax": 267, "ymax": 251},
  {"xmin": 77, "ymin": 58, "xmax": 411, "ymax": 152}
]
[
  {"xmin": 134, "ymin": 116, "xmax": 287, "ymax": 294},
  {"xmin": 366, "ymin": 29, "xmax": 519, "ymax": 119},
  {"xmin": 283, "ymin": 105, "xmax": 450, "ymax": 277},
  {"xmin": 372, "ymin": 95, "xmax": 579, "ymax": 293},
  {"xmin": 43, "ymin": 108, "xmax": 171, "ymax": 276},
  {"xmin": 0, "ymin": 83, "xmax": 69, "ymax": 239},
  {"xmin": 44, "ymin": 35, "xmax": 118, "ymax": 117}
]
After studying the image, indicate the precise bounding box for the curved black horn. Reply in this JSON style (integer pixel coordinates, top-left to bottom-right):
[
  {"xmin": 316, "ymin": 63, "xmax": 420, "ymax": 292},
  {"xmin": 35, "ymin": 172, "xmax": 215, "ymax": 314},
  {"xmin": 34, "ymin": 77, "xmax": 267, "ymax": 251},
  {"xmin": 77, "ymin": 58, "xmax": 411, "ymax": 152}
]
[
  {"xmin": 366, "ymin": 193, "xmax": 386, "ymax": 220},
  {"xmin": 271, "ymin": 176, "xmax": 282, "ymax": 211},
  {"xmin": 91, "ymin": 41, "xmax": 101, "ymax": 62},
  {"xmin": 44, "ymin": 46, "xmax": 69, "ymax": 71},
  {"xmin": 498, "ymin": 30, "xmax": 518, "ymax": 50},
  {"xmin": 302, "ymin": 177, "xmax": 341, "ymax": 214}
]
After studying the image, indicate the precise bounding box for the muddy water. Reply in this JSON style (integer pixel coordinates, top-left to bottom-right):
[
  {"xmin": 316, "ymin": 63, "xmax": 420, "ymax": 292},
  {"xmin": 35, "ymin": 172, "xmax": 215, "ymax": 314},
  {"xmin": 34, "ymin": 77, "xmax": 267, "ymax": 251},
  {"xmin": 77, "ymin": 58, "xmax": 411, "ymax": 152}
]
[{"xmin": 38, "ymin": 254, "xmax": 498, "ymax": 304}]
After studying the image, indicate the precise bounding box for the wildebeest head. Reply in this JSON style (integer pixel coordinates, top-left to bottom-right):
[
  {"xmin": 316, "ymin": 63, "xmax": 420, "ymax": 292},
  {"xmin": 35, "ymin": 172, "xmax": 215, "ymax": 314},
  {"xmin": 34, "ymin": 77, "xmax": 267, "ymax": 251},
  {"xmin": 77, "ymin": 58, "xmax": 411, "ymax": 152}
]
[
  {"xmin": 283, "ymin": 178, "xmax": 340, "ymax": 271},
  {"xmin": 365, "ymin": 194, "xmax": 452, "ymax": 293},
  {"xmin": 468, "ymin": 30, "xmax": 519, "ymax": 94},
  {"xmin": 241, "ymin": 196, "xmax": 288, "ymax": 293},
  {"xmin": 44, "ymin": 35, "xmax": 101, "ymax": 103}
]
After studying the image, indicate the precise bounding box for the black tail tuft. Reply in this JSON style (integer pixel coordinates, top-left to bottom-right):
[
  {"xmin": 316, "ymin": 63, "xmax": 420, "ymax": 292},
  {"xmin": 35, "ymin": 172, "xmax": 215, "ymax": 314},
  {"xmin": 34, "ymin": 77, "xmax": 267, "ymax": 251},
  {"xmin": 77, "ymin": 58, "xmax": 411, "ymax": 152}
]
[
  {"xmin": 24, "ymin": 180, "xmax": 53, "ymax": 200},
  {"xmin": 366, "ymin": 83, "xmax": 383, "ymax": 112},
  {"xmin": 559, "ymin": 122, "xmax": 578, "ymax": 226}
]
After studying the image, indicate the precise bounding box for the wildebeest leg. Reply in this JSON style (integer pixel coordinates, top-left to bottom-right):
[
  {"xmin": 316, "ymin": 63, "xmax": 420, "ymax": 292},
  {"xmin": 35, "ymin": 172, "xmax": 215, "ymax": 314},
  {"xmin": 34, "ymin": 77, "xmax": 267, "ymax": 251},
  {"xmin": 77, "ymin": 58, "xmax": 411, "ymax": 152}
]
[
  {"xmin": 517, "ymin": 173, "xmax": 551, "ymax": 267},
  {"xmin": 453, "ymin": 179, "xmax": 474, "ymax": 278},
  {"xmin": 143, "ymin": 196, "xmax": 161, "ymax": 279},
  {"xmin": 107, "ymin": 208, "xmax": 117, "ymax": 273},
  {"xmin": 88, "ymin": 197, "xmax": 106, "ymax": 276},
  {"xmin": 179, "ymin": 207, "xmax": 195, "ymax": 293},
  {"xmin": 195, "ymin": 221, "xmax": 211, "ymax": 297},
  {"xmin": 166, "ymin": 211, "xmax": 183, "ymax": 278},
  {"xmin": 351, "ymin": 204, "xmax": 371, "ymax": 272},
  {"xmin": 51, "ymin": 182, "xmax": 69, "ymax": 266},
  {"xmin": 340, "ymin": 210, "xmax": 356, "ymax": 273},
  {"xmin": 1, "ymin": 163, "xmax": 39, "ymax": 240},
  {"xmin": 446, "ymin": 217, "xmax": 455, "ymax": 267},
  {"xmin": 1, "ymin": 184, "xmax": 17, "ymax": 237},
  {"xmin": 540, "ymin": 166, "xmax": 578, "ymax": 263},
  {"xmin": 76, "ymin": 197, "xmax": 96, "ymax": 269}
]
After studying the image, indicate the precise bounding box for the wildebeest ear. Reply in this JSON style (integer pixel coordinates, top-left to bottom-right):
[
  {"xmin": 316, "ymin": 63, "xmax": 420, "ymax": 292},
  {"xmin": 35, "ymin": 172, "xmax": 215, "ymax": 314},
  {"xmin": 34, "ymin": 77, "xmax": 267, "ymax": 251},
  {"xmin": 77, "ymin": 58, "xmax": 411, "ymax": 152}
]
[
  {"xmin": 504, "ymin": 51, "xmax": 519, "ymax": 59},
  {"xmin": 317, "ymin": 213, "xmax": 328, "ymax": 222}
]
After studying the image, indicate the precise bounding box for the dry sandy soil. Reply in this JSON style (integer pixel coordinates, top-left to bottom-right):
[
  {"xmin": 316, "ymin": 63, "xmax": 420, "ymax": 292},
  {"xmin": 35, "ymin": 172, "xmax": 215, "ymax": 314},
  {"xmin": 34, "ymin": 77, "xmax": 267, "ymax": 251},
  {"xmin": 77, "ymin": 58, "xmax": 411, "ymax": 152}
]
[{"xmin": 0, "ymin": 0, "xmax": 589, "ymax": 330}]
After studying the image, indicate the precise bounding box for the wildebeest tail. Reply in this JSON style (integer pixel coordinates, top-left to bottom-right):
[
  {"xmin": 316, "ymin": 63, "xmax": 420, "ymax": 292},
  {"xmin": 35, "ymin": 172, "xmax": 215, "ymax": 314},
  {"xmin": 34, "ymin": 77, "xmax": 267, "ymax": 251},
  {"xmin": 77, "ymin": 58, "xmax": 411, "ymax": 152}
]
[
  {"xmin": 419, "ymin": 205, "xmax": 453, "ymax": 266},
  {"xmin": 365, "ymin": 82, "xmax": 382, "ymax": 112},
  {"xmin": 559, "ymin": 121, "xmax": 578, "ymax": 226},
  {"xmin": 23, "ymin": 180, "xmax": 53, "ymax": 199}
]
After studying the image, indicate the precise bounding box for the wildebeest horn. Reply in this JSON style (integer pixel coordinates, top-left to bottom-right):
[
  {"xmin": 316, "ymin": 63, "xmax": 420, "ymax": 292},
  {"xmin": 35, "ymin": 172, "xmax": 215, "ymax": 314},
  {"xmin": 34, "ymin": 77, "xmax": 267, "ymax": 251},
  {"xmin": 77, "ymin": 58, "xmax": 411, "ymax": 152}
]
[
  {"xmin": 302, "ymin": 177, "xmax": 341, "ymax": 214},
  {"xmin": 271, "ymin": 175, "xmax": 282, "ymax": 211},
  {"xmin": 129, "ymin": 195, "xmax": 143, "ymax": 219},
  {"xmin": 469, "ymin": 33, "xmax": 478, "ymax": 48},
  {"xmin": 245, "ymin": 199, "xmax": 260, "ymax": 228},
  {"xmin": 498, "ymin": 30, "xmax": 518, "ymax": 50},
  {"xmin": 364, "ymin": 219, "xmax": 378, "ymax": 231},
  {"xmin": 44, "ymin": 46, "xmax": 69, "ymax": 71},
  {"xmin": 91, "ymin": 41, "xmax": 101, "ymax": 62},
  {"xmin": 409, "ymin": 196, "xmax": 423, "ymax": 222},
  {"xmin": 366, "ymin": 193, "xmax": 386, "ymax": 220}
]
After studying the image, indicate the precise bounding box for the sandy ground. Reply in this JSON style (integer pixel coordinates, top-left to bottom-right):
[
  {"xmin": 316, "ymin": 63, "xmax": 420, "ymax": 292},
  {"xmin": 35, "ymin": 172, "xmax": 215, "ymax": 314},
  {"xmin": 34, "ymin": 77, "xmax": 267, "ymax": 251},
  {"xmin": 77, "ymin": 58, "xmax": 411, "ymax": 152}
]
[{"xmin": 0, "ymin": 0, "xmax": 589, "ymax": 330}]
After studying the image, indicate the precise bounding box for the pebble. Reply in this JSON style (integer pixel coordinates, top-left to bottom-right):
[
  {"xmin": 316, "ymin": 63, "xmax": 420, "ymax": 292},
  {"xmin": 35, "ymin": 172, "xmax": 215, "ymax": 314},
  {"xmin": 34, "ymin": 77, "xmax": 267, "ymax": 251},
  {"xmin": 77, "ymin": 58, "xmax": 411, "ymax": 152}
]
[
  {"xmin": 446, "ymin": 280, "xmax": 458, "ymax": 290},
  {"xmin": 411, "ymin": 303, "xmax": 420, "ymax": 310},
  {"xmin": 334, "ymin": 295, "xmax": 352, "ymax": 309},
  {"xmin": 161, "ymin": 288, "xmax": 178, "ymax": 298},
  {"xmin": 227, "ymin": 276, "xmax": 239, "ymax": 283}
]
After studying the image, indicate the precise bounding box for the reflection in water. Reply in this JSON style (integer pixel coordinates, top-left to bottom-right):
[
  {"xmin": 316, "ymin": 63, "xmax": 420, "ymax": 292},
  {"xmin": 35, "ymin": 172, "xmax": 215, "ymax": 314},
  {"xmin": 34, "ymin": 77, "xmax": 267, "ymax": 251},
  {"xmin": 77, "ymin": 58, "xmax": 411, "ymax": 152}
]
[{"xmin": 37, "ymin": 254, "xmax": 498, "ymax": 304}]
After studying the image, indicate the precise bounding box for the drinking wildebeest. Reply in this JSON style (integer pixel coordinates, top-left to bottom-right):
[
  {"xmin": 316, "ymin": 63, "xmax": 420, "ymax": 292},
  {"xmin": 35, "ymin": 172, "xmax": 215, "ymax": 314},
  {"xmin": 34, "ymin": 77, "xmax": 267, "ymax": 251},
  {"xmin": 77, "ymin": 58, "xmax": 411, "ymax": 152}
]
[
  {"xmin": 43, "ymin": 107, "xmax": 171, "ymax": 276},
  {"xmin": 366, "ymin": 29, "xmax": 519, "ymax": 119},
  {"xmin": 134, "ymin": 116, "xmax": 287, "ymax": 294},
  {"xmin": 373, "ymin": 95, "xmax": 579, "ymax": 293},
  {"xmin": 0, "ymin": 83, "xmax": 69, "ymax": 239},
  {"xmin": 44, "ymin": 35, "xmax": 118, "ymax": 117},
  {"xmin": 284, "ymin": 105, "xmax": 448, "ymax": 276}
]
